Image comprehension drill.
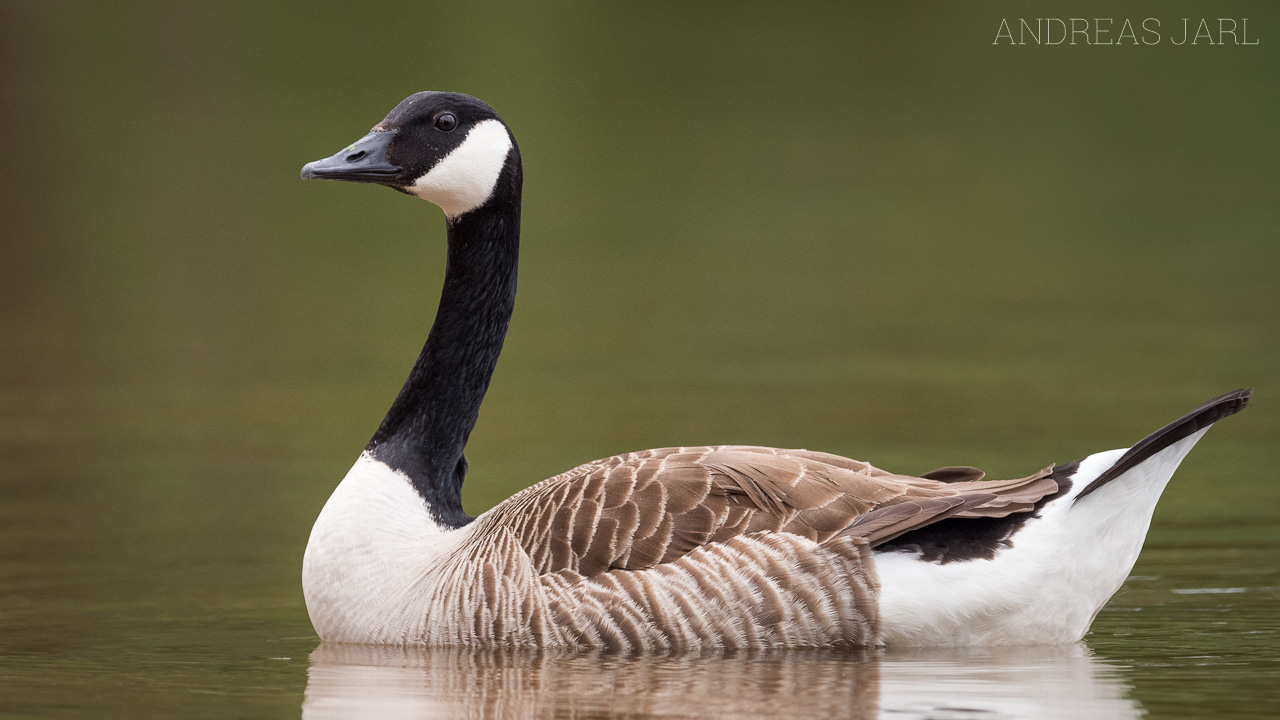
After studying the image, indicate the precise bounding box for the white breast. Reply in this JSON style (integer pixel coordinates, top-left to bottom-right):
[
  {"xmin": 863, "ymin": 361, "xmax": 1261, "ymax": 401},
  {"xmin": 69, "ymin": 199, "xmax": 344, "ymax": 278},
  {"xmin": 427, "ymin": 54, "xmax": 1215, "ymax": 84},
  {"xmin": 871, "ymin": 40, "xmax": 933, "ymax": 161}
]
[{"xmin": 302, "ymin": 453, "xmax": 471, "ymax": 643}]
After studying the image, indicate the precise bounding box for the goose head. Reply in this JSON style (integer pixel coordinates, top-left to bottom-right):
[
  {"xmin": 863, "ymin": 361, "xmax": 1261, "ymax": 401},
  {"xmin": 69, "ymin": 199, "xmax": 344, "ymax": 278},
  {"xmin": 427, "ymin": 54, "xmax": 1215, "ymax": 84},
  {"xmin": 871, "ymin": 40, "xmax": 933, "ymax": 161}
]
[{"xmin": 301, "ymin": 91, "xmax": 519, "ymax": 219}]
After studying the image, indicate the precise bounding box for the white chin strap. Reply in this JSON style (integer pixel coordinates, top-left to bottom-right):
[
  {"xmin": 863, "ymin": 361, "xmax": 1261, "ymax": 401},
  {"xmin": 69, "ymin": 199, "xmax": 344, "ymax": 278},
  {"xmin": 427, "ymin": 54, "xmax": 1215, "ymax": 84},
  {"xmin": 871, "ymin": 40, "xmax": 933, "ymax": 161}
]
[{"xmin": 408, "ymin": 119, "xmax": 513, "ymax": 219}]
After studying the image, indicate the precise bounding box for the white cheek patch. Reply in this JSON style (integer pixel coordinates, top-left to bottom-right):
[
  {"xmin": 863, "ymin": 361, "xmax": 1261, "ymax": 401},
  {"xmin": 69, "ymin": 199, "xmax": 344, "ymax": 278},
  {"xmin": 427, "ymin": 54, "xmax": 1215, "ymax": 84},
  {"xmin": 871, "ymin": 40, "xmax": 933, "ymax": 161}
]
[{"xmin": 408, "ymin": 119, "xmax": 513, "ymax": 219}]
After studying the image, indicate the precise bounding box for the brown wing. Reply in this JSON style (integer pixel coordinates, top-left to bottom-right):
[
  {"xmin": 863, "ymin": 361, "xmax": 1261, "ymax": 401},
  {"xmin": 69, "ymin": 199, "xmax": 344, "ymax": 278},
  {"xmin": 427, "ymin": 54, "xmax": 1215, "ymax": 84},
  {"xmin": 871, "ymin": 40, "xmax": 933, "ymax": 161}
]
[{"xmin": 475, "ymin": 445, "xmax": 1058, "ymax": 577}]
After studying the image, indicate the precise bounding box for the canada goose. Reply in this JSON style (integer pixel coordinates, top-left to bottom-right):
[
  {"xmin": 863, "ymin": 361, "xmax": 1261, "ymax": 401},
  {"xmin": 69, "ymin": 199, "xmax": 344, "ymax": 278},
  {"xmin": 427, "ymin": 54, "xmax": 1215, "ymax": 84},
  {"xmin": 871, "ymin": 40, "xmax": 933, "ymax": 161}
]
[{"xmin": 299, "ymin": 92, "xmax": 1250, "ymax": 649}]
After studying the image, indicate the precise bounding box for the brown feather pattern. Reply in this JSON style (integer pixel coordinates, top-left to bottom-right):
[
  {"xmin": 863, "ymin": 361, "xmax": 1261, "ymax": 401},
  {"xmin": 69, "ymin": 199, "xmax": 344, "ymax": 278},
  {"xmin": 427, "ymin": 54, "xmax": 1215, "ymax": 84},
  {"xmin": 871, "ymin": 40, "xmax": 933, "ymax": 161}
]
[{"xmin": 410, "ymin": 445, "xmax": 1057, "ymax": 649}]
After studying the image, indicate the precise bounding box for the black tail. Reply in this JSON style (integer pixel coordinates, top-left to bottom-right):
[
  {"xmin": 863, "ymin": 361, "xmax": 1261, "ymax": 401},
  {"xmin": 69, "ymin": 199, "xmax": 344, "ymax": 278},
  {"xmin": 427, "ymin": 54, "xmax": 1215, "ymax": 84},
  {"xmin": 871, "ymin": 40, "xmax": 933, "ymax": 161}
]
[{"xmin": 1074, "ymin": 389, "xmax": 1252, "ymax": 503}]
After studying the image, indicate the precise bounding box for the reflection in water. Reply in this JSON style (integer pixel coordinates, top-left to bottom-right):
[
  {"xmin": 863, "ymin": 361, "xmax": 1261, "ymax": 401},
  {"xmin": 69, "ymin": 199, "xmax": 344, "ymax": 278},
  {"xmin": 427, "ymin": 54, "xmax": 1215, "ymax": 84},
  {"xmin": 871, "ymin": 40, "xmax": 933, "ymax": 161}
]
[
  {"xmin": 304, "ymin": 642, "xmax": 1141, "ymax": 720},
  {"xmin": 305, "ymin": 644, "xmax": 878, "ymax": 720},
  {"xmin": 879, "ymin": 645, "xmax": 1141, "ymax": 720}
]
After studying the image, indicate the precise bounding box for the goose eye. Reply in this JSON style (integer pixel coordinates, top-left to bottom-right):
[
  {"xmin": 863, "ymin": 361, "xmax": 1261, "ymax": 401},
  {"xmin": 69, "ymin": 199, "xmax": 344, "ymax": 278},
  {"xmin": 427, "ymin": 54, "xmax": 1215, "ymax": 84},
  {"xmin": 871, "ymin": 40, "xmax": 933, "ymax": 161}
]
[{"xmin": 435, "ymin": 113, "xmax": 458, "ymax": 132}]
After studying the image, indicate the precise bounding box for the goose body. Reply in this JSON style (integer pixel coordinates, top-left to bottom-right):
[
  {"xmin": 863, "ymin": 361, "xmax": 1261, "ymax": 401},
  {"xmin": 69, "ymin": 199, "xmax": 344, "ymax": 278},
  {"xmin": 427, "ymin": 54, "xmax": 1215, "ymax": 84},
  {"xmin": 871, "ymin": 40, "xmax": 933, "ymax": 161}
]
[{"xmin": 299, "ymin": 92, "xmax": 1250, "ymax": 649}]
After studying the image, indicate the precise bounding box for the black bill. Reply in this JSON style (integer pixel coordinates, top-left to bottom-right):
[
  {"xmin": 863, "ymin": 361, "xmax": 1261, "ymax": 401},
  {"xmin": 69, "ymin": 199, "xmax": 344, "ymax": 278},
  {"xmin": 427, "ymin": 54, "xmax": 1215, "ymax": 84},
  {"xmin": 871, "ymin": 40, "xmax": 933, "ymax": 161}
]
[{"xmin": 301, "ymin": 130, "xmax": 401, "ymax": 183}]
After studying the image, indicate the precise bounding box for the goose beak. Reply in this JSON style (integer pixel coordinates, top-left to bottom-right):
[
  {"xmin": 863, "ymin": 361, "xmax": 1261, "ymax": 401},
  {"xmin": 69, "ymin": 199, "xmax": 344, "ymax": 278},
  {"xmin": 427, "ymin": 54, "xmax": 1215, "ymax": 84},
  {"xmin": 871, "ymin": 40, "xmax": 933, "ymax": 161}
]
[{"xmin": 301, "ymin": 130, "xmax": 401, "ymax": 183}]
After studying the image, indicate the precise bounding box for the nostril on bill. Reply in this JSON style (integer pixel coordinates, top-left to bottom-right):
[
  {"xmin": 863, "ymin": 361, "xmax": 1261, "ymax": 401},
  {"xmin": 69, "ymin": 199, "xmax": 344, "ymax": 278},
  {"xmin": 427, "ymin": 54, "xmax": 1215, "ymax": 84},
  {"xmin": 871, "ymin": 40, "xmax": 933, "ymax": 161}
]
[{"xmin": 346, "ymin": 150, "xmax": 367, "ymax": 162}]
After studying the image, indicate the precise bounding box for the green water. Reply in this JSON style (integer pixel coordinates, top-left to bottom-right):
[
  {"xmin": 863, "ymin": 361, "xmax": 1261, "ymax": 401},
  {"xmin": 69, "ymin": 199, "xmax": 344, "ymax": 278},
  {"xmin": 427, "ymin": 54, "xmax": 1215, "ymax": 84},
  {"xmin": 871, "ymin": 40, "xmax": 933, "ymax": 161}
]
[{"xmin": 1, "ymin": 2, "xmax": 1277, "ymax": 717}]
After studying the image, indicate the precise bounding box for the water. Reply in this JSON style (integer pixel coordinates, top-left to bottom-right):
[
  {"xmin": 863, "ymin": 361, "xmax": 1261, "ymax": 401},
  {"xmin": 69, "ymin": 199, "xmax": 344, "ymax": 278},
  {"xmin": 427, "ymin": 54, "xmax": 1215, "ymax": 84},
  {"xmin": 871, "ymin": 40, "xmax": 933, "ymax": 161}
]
[
  {"xmin": 1, "ymin": 2, "xmax": 1278, "ymax": 718},
  {"xmin": 302, "ymin": 645, "xmax": 1121, "ymax": 719}
]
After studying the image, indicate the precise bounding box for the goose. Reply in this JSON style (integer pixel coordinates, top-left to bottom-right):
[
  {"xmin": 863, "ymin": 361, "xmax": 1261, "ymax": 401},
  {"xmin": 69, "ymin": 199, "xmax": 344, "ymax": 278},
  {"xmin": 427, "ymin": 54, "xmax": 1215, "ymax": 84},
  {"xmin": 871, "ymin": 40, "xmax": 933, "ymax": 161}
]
[{"xmin": 299, "ymin": 92, "xmax": 1251, "ymax": 649}]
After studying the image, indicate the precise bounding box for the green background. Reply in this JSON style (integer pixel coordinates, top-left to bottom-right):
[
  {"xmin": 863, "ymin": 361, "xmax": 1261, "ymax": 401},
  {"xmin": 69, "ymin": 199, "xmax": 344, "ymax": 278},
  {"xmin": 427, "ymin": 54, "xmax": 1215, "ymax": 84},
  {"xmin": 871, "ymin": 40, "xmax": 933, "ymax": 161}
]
[{"xmin": 1, "ymin": 2, "xmax": 1276, "ymax": 717}]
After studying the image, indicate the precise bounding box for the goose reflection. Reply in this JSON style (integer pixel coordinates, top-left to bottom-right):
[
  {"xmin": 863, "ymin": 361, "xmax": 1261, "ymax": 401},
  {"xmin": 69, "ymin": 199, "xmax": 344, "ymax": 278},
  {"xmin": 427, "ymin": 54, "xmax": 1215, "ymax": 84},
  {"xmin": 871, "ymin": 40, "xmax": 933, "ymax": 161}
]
[
  {"xmin": 879, "ymin": 644, "xmax": 1141, "ymax": 719},
  {"xmin": 303, "ymin": 642, "xmax": 1140, "ymax": 720}
]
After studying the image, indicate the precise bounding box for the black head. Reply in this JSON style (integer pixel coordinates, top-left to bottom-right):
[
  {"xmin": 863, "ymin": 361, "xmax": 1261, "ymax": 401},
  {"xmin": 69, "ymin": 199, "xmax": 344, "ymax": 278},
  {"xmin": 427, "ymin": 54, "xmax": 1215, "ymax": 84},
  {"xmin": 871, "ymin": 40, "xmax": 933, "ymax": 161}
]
[{"xmin": 302, "ymin": 92, "xmax": 519, "ymax": 218}]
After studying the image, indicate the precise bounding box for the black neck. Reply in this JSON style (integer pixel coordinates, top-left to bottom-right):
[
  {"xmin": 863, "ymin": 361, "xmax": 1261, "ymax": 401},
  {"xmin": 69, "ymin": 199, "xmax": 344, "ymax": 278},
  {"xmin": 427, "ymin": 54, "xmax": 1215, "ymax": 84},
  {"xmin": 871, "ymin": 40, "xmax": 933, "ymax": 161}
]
[{"xmin": 367, "ymin": 157, "xmax": 521, "ymax": 528}]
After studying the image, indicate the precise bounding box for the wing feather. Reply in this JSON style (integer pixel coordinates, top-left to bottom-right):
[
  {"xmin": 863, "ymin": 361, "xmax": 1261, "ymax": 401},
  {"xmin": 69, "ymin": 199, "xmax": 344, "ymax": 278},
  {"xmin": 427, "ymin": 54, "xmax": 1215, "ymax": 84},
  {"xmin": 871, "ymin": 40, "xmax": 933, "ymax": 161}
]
[{"xmin": 475, "ymin": 445, "xmax": 1060, "ymax": 577}]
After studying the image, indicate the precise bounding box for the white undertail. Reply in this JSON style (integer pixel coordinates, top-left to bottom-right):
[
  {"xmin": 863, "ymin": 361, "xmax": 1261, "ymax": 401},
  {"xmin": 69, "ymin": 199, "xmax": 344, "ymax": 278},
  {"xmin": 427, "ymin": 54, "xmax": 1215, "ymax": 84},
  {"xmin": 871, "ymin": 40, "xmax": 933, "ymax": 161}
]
[{"xmin": 875, "ymin": 428, "xmax": 1210, "ymax": 646}]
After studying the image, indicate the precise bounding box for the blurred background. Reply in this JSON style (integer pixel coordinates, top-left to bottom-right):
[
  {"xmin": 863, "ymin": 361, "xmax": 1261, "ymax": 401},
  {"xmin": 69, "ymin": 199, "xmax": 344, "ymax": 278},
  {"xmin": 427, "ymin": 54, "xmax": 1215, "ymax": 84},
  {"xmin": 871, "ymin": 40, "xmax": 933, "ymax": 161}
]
[{"xmin": 0, "ymin": 1, "xmax": 1276, "ymax": 717}]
